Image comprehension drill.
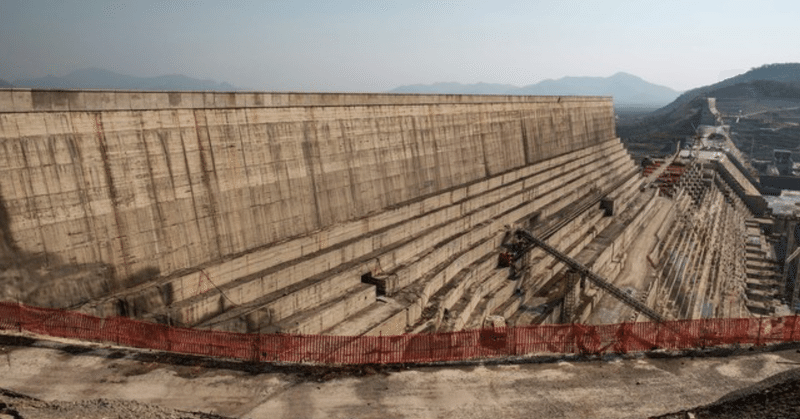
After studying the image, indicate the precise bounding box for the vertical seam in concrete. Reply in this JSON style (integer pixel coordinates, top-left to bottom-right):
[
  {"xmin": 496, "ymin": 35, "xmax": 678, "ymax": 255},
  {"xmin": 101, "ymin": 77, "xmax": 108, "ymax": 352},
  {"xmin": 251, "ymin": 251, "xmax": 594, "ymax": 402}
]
[
  {"xmin": 373, "ymin": 110, "xmax": 392, "ymax": 209},
  {"xmin": 236, "ymin": 108, "xmax": 256, "ymax": 246},
  {"xmin": 178, "ymin": 111, "xmax": 206, "ymax": 268},
  {"xmin": 268, "ymin": 124, "xmax": 287, "ymax": 237},
  {"xmin": 301, "ymin": 113, "xmax": 323, "ymax": 228},
  {"xmin": 428, "ymin": 104, "xmax": 443, "ymax": 191},
  {"xmin": 36, "ymin": 124, "xmax": 57, "ymax": 263},
  {"xmin": 95, "ymin": 113, "xmax": 131, "ymax": 279},
  {"xmin": 65, "ymin": 114, "xmax": 101, "ymax": 263},
  {"xmin": 340, "ymin": 119, "xmax": 360, "ymax": 216},
  {"xmin": 14, "ymin": 125, "xmax": 48, "ymax": 264},
  {"xmin": 520, "ymin": 114, "xmax": 531, "ymax": 166},
  {"xmin": 408, "ymin": 116, "xmax": 424, "ymax": 197},
  {"xmin": 138, "ymin": 116, "xmax": 166, "ymax": 245},
  {"xmin": 478, "ymin": 107, "xmax": 490, "ymax": 178},
  {"xmin": 158, "ymin": 114, "xmax": 177, "ymax": 191},
  {"xmin": 192, "ymin": 109, "xmax": 223, "ymax": 258},
  {"xmin": 584, "ymin": 107, "xmax": 591, "ymax": 147},
  {"xmin": 0, "ymin": 140, "xmax": 21, "ymax": 256}
]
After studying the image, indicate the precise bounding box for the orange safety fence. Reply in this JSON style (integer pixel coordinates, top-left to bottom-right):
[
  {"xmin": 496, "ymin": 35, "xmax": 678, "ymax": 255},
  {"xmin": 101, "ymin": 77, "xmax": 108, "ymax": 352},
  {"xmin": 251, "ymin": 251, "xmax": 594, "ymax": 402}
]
[{"xmin": 1, "ymin": 302, "xmax": 799, "ymax": 365}]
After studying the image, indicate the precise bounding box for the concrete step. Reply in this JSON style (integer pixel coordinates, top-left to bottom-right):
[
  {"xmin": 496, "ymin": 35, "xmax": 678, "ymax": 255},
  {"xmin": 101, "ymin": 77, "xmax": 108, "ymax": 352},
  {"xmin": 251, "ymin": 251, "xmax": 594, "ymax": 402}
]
[
  {"xmin": 329, "ymin": 234, "xmax": 505, "ymax": 337},
  {"xmin": 746, "ymin": 261, "xmax": 782, "ymax": 271},
  {"xmin": 746, "ymin": 270, "xmax": 783, "ymax": 280},
  {"xmin": 491, "ymin": 292, "xmax": 524, "ymax": 321},
  {"xmin": 380, "ymin": 144, "xmax": 634, "ymax": 301},
  {"xmin": 465, "ymin": 276, "xmax": 517, "ymax": 329},
  {"xmin": 322, "ymin": 299, "xmax": 407, "ymax": 336},
  {"xmin": 440, "ymin": 269, "xmax": 508, "ymax": 332},
  {"xmin": 195, "ymin": 137, "xmax": 637, "ymax": 334},
  {"xmin": 376, "ymin": 139, "xmax": 632, "ymax": 296},
  {"xmin": 84, "ymin": 138, "xmax": 626, "ymax": 318},
  {"xmin": 261, "ymin": 283, "xmax": 376, "ymax": 335},
  {"xmin": 746, "ymin": 301, "xmax": 774, "ymax": 316},
  {"xmin": 197, "ymin": 262, "xmax": 369, "ymax": 332},
  {"xmin": 745, "ymin": 279, "xmax": 781, "ymax": 291},
  {"xmin": 409, "ymin": 251, "xmax": 499, "ymax": 331},
  {"xmin": 745, "ymin": 288, "xmax": 781, "ymax": 303}
]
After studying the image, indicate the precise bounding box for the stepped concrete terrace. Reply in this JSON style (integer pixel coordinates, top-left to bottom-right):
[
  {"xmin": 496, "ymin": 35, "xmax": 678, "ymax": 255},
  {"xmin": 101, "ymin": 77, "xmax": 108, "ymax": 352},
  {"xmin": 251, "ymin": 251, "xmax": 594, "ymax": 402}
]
[{"xmin": 0, "ymin": 89, "xmax": 793, "ymax": 338}]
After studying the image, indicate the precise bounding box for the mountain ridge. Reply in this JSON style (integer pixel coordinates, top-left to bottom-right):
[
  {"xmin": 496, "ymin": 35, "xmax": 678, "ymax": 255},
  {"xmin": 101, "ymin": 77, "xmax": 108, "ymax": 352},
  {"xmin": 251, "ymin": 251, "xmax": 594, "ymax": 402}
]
[
  {"xmin": 389, "ymin": 72, "xmax": 681, "ymax": 107},
  {"xmin": 12, "ymin": 67, "xmax": 240, "ymax": 91}
]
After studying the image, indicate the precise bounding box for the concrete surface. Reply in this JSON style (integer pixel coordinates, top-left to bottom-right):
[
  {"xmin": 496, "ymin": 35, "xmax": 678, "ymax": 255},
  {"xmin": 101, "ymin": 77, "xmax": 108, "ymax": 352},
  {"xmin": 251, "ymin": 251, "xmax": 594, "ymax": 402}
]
[{"xmin": 0, "ymin": 90, "xmax": 614, "ymax": 284}]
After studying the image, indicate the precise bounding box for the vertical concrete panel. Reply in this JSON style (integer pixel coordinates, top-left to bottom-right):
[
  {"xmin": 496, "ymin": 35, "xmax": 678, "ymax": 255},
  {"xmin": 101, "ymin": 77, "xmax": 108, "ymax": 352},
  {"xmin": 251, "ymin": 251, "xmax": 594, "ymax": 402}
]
[
  {"xmin": 242, "ymin": 109, "xmax": 274, "ymax": 244},
  {"xmin": 314, "ymin": 109, "xmax": 356, "ymax": 225},
  {"xmin": 69, "ymin": 112, "xmax": 113, "ymax": 269},
  {"xmin": 232, "ymin": 108, "xmax": 259, "ymax": 250},
  {"xmin": 99, "ymin": 111, "xmax": 142, "ymax": 278},
  {"xmin": 213, "ymin": 110, "xmax": 243, "ymax": 254},
  {"xmin": 129, "ymin": 92, "xmax": 146, "ymax": 111},
  {"xmin": 46, "ymin": 114, "xmax": 95, "ymax": 265},
  {"xmin": 176, "ymin": 109, "xmax": 219, "ymax": 265},
  {"xmin": 299, "ymin": 114, "xmax": 329, "ymax": 227},
  {"xmin": 113, "ymin": 92, "xmax": 132, "ymax": 111},
  {"xmin": 379, "ymin": 113, "xmax": 411, "ymax": 208},
  {"xmin": 411, "ymin": 110, "xmax": 438, "ymax": 197},
  {"xmin": 267, "ymin": 117, "xmax": 317, "ymax": 239},
  {"xmin": 432, "ymin": 110, "xmax": 454, "ymax": 189},
  {"xmin": 0, "ymin": 114, "xmax": 40, "ymax": 257},
  {"xmin": 0, "ymin": 90, "xmax": 14, "ymax": 111},
  {"xmin": 11, "ymin": 91, "xmax": 33, "ymax": 112},
  {"xmin": 199, "ymin": 109, "xmax": 234, "ymax": 255},
  {"xmin": 365, "ymin": 108, "xmax": 392, "ymax": 212},
  {"xmin": 142, "ymin": 110, "xmax": 182, "ymax": 274},
  {"xmin": 337, "ymin": 109, "xmax": 368, "ymax": 212},
  {"xmin": 186, "ymin": 93, "xmax": 203, "ymax": 109}
]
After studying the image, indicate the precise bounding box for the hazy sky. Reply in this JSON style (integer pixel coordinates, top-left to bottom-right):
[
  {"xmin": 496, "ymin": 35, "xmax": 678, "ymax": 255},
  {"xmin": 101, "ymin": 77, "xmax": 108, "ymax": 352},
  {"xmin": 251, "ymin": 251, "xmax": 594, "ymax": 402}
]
[{"xmin": 1, "ymin": 0, "xmax": 799, "ymax": 92}]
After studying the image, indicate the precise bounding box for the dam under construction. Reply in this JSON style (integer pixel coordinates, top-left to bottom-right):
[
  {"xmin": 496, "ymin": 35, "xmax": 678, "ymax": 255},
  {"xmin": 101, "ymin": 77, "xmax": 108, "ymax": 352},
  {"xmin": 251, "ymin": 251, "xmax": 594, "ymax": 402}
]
[{"xmin": 1, "ymin": 89, "xmax": 799, "ymax": 342}]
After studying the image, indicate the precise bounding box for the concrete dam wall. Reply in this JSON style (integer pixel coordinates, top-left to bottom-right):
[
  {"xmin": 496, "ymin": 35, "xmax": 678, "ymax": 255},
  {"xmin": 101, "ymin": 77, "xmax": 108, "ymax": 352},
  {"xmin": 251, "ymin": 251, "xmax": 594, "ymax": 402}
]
[
  {"xmin": 1, "ymin": 89, "xmax": 649, "ymax": 335},
  {"xmin": 0, "ymin": 91, "xmax": 613, "ymax": 279}
]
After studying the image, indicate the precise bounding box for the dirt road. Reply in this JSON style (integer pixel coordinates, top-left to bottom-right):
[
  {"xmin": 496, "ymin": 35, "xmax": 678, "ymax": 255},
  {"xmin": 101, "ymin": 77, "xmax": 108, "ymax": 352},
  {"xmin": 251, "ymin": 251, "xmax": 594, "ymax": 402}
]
[{"xmin": 3, "ymin": 334, "xmax": 800, "ymax": 418}]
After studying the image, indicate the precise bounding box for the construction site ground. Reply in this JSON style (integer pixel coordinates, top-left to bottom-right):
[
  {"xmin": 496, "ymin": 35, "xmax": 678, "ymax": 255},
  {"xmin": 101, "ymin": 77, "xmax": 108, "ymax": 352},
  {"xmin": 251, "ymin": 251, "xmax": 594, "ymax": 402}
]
[{"xmin": 3, "ymin": 332, "xmax": 800, "ymax": 418}]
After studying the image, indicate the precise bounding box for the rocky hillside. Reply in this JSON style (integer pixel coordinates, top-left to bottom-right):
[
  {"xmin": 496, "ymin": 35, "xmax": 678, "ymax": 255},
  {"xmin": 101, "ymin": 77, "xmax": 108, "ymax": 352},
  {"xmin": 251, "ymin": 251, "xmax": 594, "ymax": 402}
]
[{"xmin": 618, "ymin": 63, "xmax": 800, "ymax": 160}]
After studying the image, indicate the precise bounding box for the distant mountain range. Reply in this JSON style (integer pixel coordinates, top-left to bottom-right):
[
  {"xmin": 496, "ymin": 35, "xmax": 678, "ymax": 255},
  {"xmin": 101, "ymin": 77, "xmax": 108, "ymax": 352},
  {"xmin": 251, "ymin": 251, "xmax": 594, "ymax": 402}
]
[
  {"xmin": 391, "ymin": 82, "xmax": 519, "ymax": 95},
  {"xmin": 0, "ymin": 79, "xmax": 12, "ymax": 88},
  {"xmin": 389, "ymin": 72, "xmax": 682, "ymax": 107},
  {"xmin": 10, "ymin": 68, "xmax": 238, "ymax": 91}
]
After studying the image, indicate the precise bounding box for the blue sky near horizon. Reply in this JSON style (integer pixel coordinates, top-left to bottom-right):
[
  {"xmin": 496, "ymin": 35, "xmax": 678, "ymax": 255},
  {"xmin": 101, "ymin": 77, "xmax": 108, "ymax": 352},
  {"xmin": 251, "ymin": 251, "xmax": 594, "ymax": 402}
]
[{"xmin": 1, "ymin": 0, "xmax": 799, "ymax": 92}]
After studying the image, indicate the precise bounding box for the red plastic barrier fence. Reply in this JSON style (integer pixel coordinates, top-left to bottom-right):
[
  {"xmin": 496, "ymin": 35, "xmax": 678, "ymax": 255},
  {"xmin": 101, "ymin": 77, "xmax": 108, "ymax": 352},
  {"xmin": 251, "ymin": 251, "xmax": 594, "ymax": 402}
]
[{"xmin": 1, "ymin": 302, "xmax": 798, "ymax": 365}]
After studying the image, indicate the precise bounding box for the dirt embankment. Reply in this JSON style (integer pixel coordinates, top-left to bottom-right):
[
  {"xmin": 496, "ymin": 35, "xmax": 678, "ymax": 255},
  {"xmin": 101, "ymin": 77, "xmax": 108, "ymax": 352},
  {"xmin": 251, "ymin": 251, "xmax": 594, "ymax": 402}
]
[{"xmin": 653, "ymin": 368, "xmax": 800, "ymax": 418}]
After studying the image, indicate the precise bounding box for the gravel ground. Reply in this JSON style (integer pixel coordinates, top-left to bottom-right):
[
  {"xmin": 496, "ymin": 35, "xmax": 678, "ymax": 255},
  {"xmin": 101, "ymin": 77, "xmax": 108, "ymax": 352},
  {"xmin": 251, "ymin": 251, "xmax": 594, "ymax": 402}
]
[
  {"xmin": 0, "ymin": 387, "xmax": 232, "ymax": 419},
  {"xmin": 5, "ymin": 332, "xmax": 800, "ymax": 418}
]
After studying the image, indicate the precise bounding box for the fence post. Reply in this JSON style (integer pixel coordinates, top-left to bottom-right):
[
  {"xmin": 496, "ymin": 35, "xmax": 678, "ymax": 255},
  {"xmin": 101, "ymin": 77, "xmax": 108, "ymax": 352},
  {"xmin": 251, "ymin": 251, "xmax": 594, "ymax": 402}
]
[
  {"xmin": 757, "ymin": 316, "xmax": 763, "ymax": 346},
  {"xmin": 510, "ymin": 326, "xmax": 516, "ymax": 356},
  {"xmin": 16, "ymin": 302, "xmax": 23, "ymax": 333}
]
